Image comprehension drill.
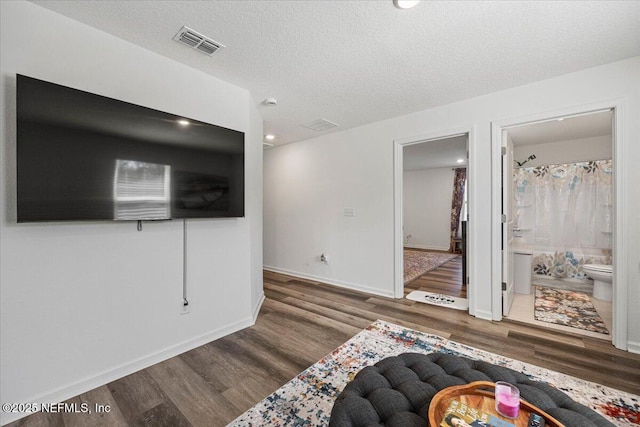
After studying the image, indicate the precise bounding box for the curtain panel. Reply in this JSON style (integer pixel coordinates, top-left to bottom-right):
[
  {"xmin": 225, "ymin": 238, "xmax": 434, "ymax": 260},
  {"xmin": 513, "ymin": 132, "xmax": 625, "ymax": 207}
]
[{"xmin": 449, "ymin": 168, "xmax": 467, "ymax": 252}]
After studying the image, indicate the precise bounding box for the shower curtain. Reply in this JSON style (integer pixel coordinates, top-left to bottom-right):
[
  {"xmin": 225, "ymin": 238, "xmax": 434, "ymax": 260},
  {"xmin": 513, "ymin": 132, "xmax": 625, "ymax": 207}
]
[{"xmin": 514, "ymin": 159, "xmax": 612, "ymax": 278}]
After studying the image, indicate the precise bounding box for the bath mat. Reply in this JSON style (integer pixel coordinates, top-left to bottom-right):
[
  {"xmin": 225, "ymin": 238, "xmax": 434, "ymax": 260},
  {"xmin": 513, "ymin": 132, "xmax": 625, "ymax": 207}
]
[
  {"xmin": 534, "ymin": 286, "xmax": 609, "ymax": 335},
  {"xmin": 406, "ymin": 290, "xmax": 468, "ymax": 310},
  {"xmin": 227, "ymin": 320, "xmax": 637, "ymax": 426},
  {"xmin": 404, "ymin": 250, "xmax": 457, "ymax": 284}
]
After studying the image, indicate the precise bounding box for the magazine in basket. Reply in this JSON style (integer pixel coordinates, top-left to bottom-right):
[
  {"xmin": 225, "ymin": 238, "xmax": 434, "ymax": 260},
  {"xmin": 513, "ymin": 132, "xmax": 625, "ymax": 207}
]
[{"xmin": 439, "ymin": 399, "xmax": 515, "ymax": 427}]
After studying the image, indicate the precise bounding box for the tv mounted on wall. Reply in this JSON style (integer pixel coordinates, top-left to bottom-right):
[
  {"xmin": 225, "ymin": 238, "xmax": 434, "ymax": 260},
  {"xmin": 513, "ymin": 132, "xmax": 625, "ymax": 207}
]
[{"xmin": 16, "ymin": 74, "xmax": 245, "ymax": 222}]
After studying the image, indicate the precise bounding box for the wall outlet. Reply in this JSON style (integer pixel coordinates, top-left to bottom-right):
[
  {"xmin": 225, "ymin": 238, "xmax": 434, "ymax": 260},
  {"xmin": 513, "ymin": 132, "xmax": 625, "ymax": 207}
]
[{"xmin": 180, "ymin": 298, "xmax": 190, "ymax": 315}]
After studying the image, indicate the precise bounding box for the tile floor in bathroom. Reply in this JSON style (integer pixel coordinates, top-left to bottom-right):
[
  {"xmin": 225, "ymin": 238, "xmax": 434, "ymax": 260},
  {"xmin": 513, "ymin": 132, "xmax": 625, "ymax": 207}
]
[{"xmin": 505, "ymin": 292, "xmax": 613, "ymax": 341}]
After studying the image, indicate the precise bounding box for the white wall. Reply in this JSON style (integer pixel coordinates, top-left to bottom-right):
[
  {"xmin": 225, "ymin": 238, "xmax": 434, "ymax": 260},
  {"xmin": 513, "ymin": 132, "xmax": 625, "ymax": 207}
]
[
  {"xmin": 514, "ymin": 135, "xmax": 612, "ymax": 167},
  {"xmin": 249, "ymin": 106, "xmax": 265, "ymax": 315},
  {"xmin": 403, "ymin": 168, "xmax": 453, "ymax": 250},
  {"xmin": 263, "ymin": 56, "xmax": 640, "ymax": 350},
  {"xmin": 0, "ymin": 2, "xmax": 263, "ymax": 424},
  {"xmin": 263, "ymin": 129, "xmax": 394, "ymax": 297}
]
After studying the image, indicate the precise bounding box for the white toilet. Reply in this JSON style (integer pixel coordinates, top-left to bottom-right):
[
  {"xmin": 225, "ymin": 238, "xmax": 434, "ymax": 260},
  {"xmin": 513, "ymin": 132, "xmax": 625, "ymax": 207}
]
[{"xmin": 583, "ymin": 264, "xmax": 613, "ymax": 301}]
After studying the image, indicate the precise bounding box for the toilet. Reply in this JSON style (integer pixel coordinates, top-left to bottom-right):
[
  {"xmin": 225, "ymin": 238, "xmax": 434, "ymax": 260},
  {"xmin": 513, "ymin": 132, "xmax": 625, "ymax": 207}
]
[{"xmin": 583, "ymin": 264, "xmax": 613, "ymax": 301}]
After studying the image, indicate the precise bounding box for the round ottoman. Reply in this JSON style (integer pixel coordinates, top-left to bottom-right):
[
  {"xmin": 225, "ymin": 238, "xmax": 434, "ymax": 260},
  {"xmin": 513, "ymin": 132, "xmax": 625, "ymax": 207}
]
[{"xmin": 329, "ymin": 352, "xmax": 614, "ymax": 427}]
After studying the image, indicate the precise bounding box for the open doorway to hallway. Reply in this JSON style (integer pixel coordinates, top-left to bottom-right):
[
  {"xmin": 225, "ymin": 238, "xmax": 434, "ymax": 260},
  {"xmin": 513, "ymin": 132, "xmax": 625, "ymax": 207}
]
[
  {"xmin": 500, "ymin": 110, "xmax": 614, "ymax": 342},
  {"xmin": 400, "ymin": 134, "xmax": 469, "ymax": 311}
]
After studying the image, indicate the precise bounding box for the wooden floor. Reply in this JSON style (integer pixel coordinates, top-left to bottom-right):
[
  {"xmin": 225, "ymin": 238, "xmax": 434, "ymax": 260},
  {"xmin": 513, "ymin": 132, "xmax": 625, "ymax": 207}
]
[
  {"xmin": 10, "ymin": 270, "xmax": 640, "ymax": 427},
  {"xmin": 405, "ymin": 254, "xmax": 466, "ymax": 298}
]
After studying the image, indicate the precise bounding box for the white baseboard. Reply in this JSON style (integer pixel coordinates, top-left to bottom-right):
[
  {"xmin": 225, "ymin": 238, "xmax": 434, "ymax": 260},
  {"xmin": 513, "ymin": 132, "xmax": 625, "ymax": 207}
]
[
  {"xmin": 627, "ymin": 340, "xmax": 640, "ymax": 354},
  {"xmin": 473, "ymin": 309, "xmax": 494, "ymax": 321},
  {"xmin": 0, "ymin": 318, "xmax": 254, "ymax": 426},
  {"xmin": 404, "ymin": 244, "xmax": 450, "ymax": 251},
  {"xmin": 252, "ymin": 292, "xmax": 265, "ymax": 322},
  {"xmin": 263, "ymin": 265, "xmax": 395, "ymax": 298}
]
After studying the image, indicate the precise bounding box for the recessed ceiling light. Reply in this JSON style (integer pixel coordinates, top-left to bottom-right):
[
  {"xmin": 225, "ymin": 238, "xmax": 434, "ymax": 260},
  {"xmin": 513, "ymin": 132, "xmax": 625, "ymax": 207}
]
[
  {"xmin": 394, "ymin": 0, "xmax": 420, "ymax": 9},
  {"xmin": 457, "ymin": 159, "xmax": 464, "ymax": 163},
  {"xmin": 557, "ymin": 118, "xmax": 565, "ymax": 122},
  {"xmin": 177, "ymin": 119, "xmax": 190, "ymax": 126},
  {"xmin": 265, "ymin": 134, "xmax": 275, "ymax": 141}
]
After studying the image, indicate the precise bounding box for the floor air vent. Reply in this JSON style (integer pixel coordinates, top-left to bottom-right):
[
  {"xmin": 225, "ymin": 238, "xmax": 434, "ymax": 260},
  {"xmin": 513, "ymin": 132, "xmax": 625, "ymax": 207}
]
[{"xmin": 173, "ymin": 26, "xmax": 225, "ymax": 56}]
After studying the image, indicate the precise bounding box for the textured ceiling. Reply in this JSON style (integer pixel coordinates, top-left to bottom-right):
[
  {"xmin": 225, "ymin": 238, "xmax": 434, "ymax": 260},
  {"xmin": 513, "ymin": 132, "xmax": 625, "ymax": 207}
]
[{"xmin": 31, "ymin": 1, "xmax": 640, "ymax": 146}]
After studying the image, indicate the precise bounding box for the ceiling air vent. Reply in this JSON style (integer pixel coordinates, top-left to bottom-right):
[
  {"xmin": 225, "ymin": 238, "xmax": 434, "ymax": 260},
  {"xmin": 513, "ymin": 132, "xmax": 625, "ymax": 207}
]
[
  {"xmin": 173, "ymin": 26, "xmax": 225, "ymax": 56},
  {"xmin": 301, "ymin": 118, "xmax": 339, "ymax": 132}
]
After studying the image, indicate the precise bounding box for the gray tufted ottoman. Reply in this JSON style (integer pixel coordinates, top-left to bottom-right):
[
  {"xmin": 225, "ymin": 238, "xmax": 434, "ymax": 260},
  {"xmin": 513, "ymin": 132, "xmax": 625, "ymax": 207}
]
[{"xmin": 329, "ymin": 352, "xmax": 614, "ymax": 427}]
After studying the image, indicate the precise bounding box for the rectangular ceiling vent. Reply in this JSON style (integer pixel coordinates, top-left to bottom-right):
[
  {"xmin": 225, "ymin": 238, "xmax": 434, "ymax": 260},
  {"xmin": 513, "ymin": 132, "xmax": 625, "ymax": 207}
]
[
  {"xmin": 301, "ymin": 118, "xmax": 339, "ymax": 132},
  {"xmin": 173, "ymin": 26, "xmax": 225, "ymax": 56}
]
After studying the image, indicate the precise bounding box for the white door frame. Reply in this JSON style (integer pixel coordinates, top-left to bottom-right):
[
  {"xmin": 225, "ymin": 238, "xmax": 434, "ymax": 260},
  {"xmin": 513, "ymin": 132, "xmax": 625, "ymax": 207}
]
[
  {"xmin": 490, "ymin": 100, "xmax": 627, "ymax": 350},
  {"xmin": 502, "ymin": 134, "xmax": 515, "ymax": 316},
  {"xmin": 393, "ymin": 125, "xmax": 477, "ymax": 315}
]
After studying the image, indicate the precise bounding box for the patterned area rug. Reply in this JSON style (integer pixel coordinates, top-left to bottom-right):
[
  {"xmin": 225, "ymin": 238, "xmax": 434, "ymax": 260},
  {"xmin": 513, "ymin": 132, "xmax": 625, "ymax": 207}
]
[
  {"xmin": 534, "ymin": 286, "xmax": 609, "ymax": 335},
  {"xmin": 404, "ymin": 250, "xmax": 457, "ymax": 284},
  {"xmin": 228, "ymin": 320, "xmax": 637, "ymax": 426}
]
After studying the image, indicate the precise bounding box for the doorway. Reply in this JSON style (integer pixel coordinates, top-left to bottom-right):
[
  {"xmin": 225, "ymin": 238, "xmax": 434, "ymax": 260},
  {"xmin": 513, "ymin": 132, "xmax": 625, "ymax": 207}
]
[
  {"xmin": 492, "ymin": 103, "xmax": 627, "ymax": 349},
  {"xmin": 394, "ymin": 127, "xmax": 476, "ymax": 314}
]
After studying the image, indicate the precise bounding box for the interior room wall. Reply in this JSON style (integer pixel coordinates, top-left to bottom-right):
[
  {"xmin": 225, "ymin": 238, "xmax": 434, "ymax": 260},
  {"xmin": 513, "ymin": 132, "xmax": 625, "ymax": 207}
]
[
  {"xmin": 263, "ymin": 131, "xmax": 394, "ymax": 296},
  {"xmin": 0, "ymin": 2, "xmax": 263, "ymax": 424},
  {"xmin": 248, "ymin": 105, "xmax": 265, "ymax": 315},
  {"xmin": 263, "ymin": 56, "xmax": 640, "ymax": 350},
  {"xmin": 514, "ymin": 135, "xmax": 612, "ymax": 167},
  {"xmin": 403, "ymin": 168, "xmax": 454, "ymax": 251}
]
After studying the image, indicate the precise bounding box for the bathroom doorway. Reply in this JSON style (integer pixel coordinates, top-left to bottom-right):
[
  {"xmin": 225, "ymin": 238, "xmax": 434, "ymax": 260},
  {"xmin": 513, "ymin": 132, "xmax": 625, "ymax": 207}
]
[{"xmin": 499, "ymin": 110, "xmax": 616, "ymax": 342}]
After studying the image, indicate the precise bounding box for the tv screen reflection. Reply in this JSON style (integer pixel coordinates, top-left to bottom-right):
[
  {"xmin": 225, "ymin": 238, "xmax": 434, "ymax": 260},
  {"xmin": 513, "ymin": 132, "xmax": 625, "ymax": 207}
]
[{"xmin": 113, "ymin": 160, "xmax": 171, "ymax": 220}]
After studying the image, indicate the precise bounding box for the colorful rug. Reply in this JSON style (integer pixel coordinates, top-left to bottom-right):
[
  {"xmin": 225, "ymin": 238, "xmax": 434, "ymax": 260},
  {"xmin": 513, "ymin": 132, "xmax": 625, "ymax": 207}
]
[
  {"xmin": 228, "ymin": 320, "xmax": 637, "ymax": 426},
  {"xmin": 534, "ymin": 286, "xmax": 609, "ymax": 335},
  {"xmin": 406, "ymin": 290, "xmax": 468, "ymax": 310},
  {"xmin": 404, "ymin": 249, "xmax": 457, "ymax": 284}
]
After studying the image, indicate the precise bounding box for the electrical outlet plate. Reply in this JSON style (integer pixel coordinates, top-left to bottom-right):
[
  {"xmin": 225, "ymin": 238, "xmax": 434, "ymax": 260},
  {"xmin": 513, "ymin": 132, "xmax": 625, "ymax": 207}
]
[{"xmin": 180, "ymin": 300, "xmax": 190, "ymax": 315}]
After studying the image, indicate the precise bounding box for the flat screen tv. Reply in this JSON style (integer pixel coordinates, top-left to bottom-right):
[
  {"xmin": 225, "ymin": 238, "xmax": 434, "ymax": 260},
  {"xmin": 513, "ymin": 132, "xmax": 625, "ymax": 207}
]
[{"xmin": 16, "ymin": 74, "xmax": 245, "ymax": 222}]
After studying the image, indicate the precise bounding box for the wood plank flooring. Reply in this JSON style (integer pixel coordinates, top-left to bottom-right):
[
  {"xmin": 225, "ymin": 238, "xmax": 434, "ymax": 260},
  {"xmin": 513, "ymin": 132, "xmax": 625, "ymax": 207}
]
[
  {"xmin": 405, "ymin": 254, "xmax": 466, "ymax": 298},
  {"xmin": 9, "ymin": 270, "xmax": 640, "ymax": 427}
]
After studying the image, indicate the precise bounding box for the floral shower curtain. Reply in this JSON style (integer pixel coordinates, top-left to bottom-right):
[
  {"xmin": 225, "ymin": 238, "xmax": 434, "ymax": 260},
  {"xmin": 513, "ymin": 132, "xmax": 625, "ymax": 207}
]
[
  {"xmin": 449, "ymin": 168, "xmax": 466, "ymax": 252},
  {"xmin": 514, "ymin": 160, "xmax": 612, "ymax": 277}
]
